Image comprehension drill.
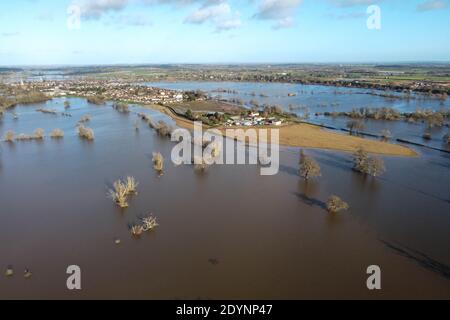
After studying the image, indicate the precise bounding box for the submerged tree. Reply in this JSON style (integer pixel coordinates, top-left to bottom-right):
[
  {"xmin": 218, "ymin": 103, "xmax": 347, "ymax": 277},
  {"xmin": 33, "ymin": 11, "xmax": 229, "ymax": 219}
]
[
  {"xmin": 353, "ymin": 147, "xmax": 369, "ymax": 173},
  {"xmin": 154, "ymin": 121, "xmax": 172, "ymax": 137},
  {"xmin": 125, "ymin": 176, "xmax": 138, "ymax": 195},
  {"xmin": 380, "ymin": 129, "xmax": 392, "ymax": 142},
  {"xmin": 367, "ymin": 156, "xmax": 386, "ymax": 177},
  {"xmin": 425, "ymin": 112, "xmax": 444, "ymax": 128},
  {"xmin": 87, "ymin": 96, "xmax": 105, "ymax": 105},
  {"xmin": 206, "ymin": 141, "xmax": 221, "ymax": 159},
  {"xmin": 50, "ymin": 129, "xmax": 64, "ymax": 139},
  {"xmin": 142, "ymin": 216, "xmax": 159, "ymax": 232},
  {"xmin": 152, "ymin": 152, "xmax": 164, "ymax": 175},
  {"xmin": 77, "ymin": 125, "xmax": 95, "ymax": 140},
  {"xmin": 326, "ymin": 195, "xmax": 349, "ymax": 214},
  {"xmin": 299, "ymin": 150, "xmax": 321, "ymax": 181},
  {"xmin": 33, "ymin": 128, "xmax": 45, "ymax": 140},
  {"xmin": 112, "ymin": 102, "xmax": 130, "ymax": 113},
  {"xmin": 353, "ymin": 147, "xmax": 386, "ymax": 177},
  {"xmin": 3, "ymin": 130, "xmax": 15, "ymax": 143},
  {"xmin": 193, "ymin": 156, "xmax": 209, "ymax": 173},
  {"xmin": 346, "ymin": 120, "xmax": 365, "ymax": 135},
  {"xmin": 131, "ymin": 225, "xmax": 144, "ymax": 237},
  {"xmin": 109, "ymin": 180, "xmax": 129, "ymax": 208}
]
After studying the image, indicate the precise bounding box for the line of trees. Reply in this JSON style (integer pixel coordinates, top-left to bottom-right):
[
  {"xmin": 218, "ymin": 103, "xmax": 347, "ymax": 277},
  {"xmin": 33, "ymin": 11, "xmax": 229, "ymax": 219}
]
[{"xmin": 298, "ymin": 146, "xmax": 387, "ymax": 214}]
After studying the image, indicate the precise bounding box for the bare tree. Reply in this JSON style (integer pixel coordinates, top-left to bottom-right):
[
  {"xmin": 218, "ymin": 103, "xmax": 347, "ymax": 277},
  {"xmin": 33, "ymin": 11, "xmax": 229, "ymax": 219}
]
[
  {"xmin": 380, "ymin": 129, "xmax": 392, "ymax": 142},
  {"xmin": 367, "ymin": 156, "xmax": 386, "ymax": 177},
  {"xmin": 50, "ymin": 129, "xmax": 64, "ymax": 139},
  {"xmin": 152, "ymin": 152, "xmax": 164, "ymax": 175},
  {"xmin": 125, "ymin": 176, "xmax": 138, "ymax": 195},
  {"xmin": 87, "ymin": 96, "xmax": 105, "ymax": 105},
  {"xmin": 155, "ymin": 121, "xmax": 172, "ymax": 137},
  {"xmin": 425, "ymin": 112, "xmax": 444, "ymax": 128},
  {"xmin": 299, "ymin": 150, "xmax": 321, "ymax": 181},
  {"xmin": 131, "ymin": 225, "xmax": 144, "ymax": 237},
  {"xmin": 353, "ymin": 147, "xmax": 386, "ymax": 177},
  {"xmin": 346, "ymin": 120, "xmax": 365, "ymax": 135},
  {"xmin": 113, "ymin": 102, "xmax": 130, "ymax": 113},
  {"xmin": 193, "ymin": 156, "xmax": 209, "ymax": 173},
  {"xmin": 109, "ymin": 180, "xmax": 129, "ymax": 208},
  {"xmin": 33, "ymin": 128, "xmax": 44, "ymax": 140},
  {"xmin": 326, "ymin": 196, "xmax": 349, "ymax": 214},
  {"xmin": 353, "ymin": 147, "xmax": 369, "ymax": 173},
  {"xmin": 77, "ymin": 125, "xmax": 95, "ymax": 140},
  {"xmin": 3, "ymin": 130, "xmax": 15, "ymax": 143}
]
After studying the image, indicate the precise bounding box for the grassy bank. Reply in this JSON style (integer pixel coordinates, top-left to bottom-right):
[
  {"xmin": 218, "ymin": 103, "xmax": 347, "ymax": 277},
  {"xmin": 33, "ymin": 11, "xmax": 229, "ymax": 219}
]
[{"xmin": 145, "ymin": 103, "xmax": 417, "ymax": 157}]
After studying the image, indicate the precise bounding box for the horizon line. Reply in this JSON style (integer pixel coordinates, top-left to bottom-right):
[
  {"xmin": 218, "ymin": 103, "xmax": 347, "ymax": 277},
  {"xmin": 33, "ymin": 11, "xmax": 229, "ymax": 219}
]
[{"xmin": 2, "ymin": 61, "xmax": 450, "ymax": 69}]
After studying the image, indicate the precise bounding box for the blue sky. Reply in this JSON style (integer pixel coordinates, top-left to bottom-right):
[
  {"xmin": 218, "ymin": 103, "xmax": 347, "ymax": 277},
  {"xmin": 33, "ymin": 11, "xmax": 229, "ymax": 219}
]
[{"xmin": 0, "ymin": 0, "xmax": 449, "ymax": 65}]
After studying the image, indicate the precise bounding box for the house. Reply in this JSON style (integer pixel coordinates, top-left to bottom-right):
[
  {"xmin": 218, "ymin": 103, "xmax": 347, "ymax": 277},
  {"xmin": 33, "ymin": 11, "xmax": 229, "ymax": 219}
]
[{"xmin": 272, "ymin": 120, "xmax": 282, "ymax": 126}]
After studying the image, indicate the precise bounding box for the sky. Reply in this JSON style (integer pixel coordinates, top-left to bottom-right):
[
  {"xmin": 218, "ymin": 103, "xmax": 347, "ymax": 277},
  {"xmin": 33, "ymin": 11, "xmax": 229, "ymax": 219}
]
[{"xmin": 0, "ymin": 0, "xmax": 449, "ymax": 65}]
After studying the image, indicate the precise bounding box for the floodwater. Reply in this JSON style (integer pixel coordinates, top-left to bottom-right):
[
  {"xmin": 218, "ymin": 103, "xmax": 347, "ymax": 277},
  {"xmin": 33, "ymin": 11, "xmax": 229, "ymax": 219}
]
[
  {"xmin": 144, "ymin": 81, "xmax": 450, "ymax": 151},
  {"xmin": 0, "ymin": 95, "xmax": 449, "ymax": 300}
]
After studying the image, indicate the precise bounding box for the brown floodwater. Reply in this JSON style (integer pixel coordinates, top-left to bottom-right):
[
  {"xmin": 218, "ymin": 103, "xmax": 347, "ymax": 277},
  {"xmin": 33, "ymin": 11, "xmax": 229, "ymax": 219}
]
[{"xmin": 0, "ymin": 97, "xmax": 449, "ymax": 299}]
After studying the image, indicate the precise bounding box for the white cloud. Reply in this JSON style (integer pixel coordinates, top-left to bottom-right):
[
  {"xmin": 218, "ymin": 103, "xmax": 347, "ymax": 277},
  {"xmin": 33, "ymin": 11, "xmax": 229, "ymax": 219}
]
[
  {"xmin": 72, "ymin": 0, "xmax": 240, "ymax": 32},
  {"xmin": 254, "ymin": 0, "xmax": 302, "ymax": 29},
  {"xmin": 215, "ymin": 16, "xmax": 242, "ymax": 31},
  {"xmin": 273, "ymin": 17, "xmax": 294, "ymax": 29},
  {"xmin": 417, "ymin": 0, "xmax": 448, "ymax": 11},
  {"xmin": 185, "ymin": 2, "xmax": 231, "ymax": 24},
  {"xmin": 75, "ymin": 0, "xmax": 129, "ymax": 19},
  {"xmin": 328, "ymin": 0, "xmax": 383, "ymax": 7},
  {"xmin": 184, "ymin": 1, "xmax": 242, "ymax": 32}
]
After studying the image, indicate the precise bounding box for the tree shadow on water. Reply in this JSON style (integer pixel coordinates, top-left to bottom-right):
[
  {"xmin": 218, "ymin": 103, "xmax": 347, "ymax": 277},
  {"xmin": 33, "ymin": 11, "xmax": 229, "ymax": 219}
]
[
  {"xmin": 279, "ymin": 164, "xmax": 298, "ymax": 177},
  {"xmin": 293, "ymin": 192, "xmax": 327, "ymax": 211},
  {"xmin": 298, "ymin": 179, "xmax": 320, "ymax": 196},
  {"xmin": 350, "ymin": 172, "xmax": 382, "ymax": 194},
  {"xmin": 381, "ymin": 240, "xmax": 450, "ymax": 280},
  {"xmin": 314, "ymin": 152, "xmax": 351, "ymax": 172}
]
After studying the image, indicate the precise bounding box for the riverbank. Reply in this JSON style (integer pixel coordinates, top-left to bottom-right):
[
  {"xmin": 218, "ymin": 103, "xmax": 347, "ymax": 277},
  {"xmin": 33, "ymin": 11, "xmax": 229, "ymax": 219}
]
[{"xmin": 146, "ymin": 104, "xmax": 417, "ymax": 157}]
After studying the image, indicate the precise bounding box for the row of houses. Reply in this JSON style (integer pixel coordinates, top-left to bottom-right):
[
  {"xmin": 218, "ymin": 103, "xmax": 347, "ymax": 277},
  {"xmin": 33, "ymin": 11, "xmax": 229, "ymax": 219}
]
[{"xmin": 225, "ymin": 112, "xmax": 283, "ymax": 127}]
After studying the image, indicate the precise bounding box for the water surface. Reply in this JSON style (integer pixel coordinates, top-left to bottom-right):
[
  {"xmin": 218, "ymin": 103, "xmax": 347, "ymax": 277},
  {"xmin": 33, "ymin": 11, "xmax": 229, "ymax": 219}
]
[
  {"xmin": 144, "ymin": 81, "xmax": 450, "ymax": 150},
  {"xmin": 0, "ymin": 97, "xmax": 449, "ymax": 299}
]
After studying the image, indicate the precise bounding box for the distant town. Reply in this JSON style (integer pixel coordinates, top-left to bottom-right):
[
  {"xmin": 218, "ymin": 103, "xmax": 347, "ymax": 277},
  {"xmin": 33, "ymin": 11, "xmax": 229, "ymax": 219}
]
[
  {"xmin": 3, "ymin": 79, "xmax": 290, "ymax": 128},
  {"xmin": 10, "ymin": 80, "xmax": 185, "ymax": 105}
]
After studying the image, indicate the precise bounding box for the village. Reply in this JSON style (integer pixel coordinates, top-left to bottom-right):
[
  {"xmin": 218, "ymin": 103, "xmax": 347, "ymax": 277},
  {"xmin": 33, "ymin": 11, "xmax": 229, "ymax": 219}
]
[
  {"xmin": 9, "ymin": 79, "xmax": 185, "ymax": 105},
  {"xmin": 3, "ymin": 78, "xmax": 293, "ymax": 129}
]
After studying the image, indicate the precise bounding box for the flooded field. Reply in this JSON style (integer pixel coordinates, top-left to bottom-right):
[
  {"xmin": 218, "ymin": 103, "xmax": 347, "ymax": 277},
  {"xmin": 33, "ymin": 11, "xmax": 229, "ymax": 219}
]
[
  {"xmin": 0, "ymin": 94, "xmax": 449, "ymax": 299},
  {"xmin": 144, "ymin": 81, "xmax": 450, "ymax": 151}
]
